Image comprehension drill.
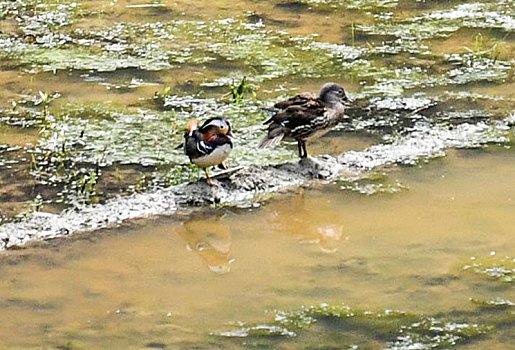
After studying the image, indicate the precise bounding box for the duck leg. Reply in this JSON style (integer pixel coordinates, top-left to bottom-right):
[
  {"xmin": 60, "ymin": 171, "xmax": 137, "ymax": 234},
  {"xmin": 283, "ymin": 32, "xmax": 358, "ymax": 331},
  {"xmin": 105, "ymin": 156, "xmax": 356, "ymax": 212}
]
[
  {"xmin": 301, "ymin": 140, "xmax": 308, "ymax": 158},
  {"xmin": 297, "ymin": 141, "xmax": 304, "ymax": 158},
  {"xmin": 204, "ymin": 168, "xmax": 217, "ymax": 186}
]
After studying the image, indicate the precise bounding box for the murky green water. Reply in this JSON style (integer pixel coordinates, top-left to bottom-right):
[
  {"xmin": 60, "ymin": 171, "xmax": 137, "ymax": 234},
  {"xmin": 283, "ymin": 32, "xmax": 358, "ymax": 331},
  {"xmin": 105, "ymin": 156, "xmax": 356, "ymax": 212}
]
[{"xmin": 0, "ymin": 148, "xmax": 514, "ymax": 349}]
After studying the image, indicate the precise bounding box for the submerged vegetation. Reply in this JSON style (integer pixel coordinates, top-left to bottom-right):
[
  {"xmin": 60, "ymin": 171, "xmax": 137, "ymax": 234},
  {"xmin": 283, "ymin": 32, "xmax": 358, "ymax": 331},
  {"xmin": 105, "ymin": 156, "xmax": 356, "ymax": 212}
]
[
  {"xmin": 464, "ymin": 255, "xmax": 515, "ymax": 283},
  {"xmin": 215, "ymin": 302, "xmax": 497, "ymax": 349},
  {"xmin": 339, "ymin": 171, "xmax": 408, "ymax": 195}
]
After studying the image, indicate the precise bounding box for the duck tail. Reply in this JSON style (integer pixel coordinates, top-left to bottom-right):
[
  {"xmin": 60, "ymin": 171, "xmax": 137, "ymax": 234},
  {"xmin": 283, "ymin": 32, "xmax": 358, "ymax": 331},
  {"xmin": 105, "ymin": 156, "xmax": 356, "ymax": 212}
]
[
  {"xmin": 257, "ymin": 133, "xmax": 284, "ymax": 149},
  {"xmin": 260, "ymin": 108, "xmax": 278, "ymax": 124}
]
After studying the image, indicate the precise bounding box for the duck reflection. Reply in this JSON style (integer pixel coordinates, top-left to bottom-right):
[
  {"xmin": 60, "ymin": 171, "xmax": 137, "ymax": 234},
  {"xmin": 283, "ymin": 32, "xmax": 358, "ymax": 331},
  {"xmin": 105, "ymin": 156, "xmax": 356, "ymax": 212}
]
[
  {"xmin": 178, "ymin": 215, "xmax": 233, "ymax": 274},
  {"xmin": 268, "ymin": 192, "xmax": 345, "ymax": 253}
]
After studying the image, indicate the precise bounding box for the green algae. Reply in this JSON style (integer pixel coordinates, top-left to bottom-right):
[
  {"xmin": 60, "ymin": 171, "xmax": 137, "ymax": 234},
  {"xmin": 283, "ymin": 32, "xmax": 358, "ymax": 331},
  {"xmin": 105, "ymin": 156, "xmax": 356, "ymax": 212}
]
[
  {"xmin": 358, "ymin": 2, "xmax": 515, "ymax": 41},
  {"xmin": 160, "ymin": 18, "xmax": 364, "ymax": 85},
  {"xmin": 18, "ymin": 47, "xmax": 174, "ymax": 72},
  {"xmin": 0, "ymin": 107, "xmax": 46, "ymax": 128},
  {"xmin": 1, "ymin": 2, "xmax": 512, "ymax": 94},
  {"xmin": 296, "ymin": 0, "xmax": 398, "ymax": 10},
  {"xmin": 33, "ymin": 96, "xmax": 292, "ymax": 169},
  {"xmin": 63, "ymin": 103, "xmax": 118, "ymax": 121},
  {"xmin": 359, "ymin": 52, "xmax": 512, "ymax": 97},
  {"xmin": 463, "ymin": 255, "xmax": 515, "ymax": 283},
  {"xmin": 339, "ymin": 172, "xmax": 408, "ymax": 195},
  {"xmin": 444, "ymin": 52, "xmax": 512, "ymax": 85},
  {"xmin": 134, "ymin": 163, "xmax": 203, "ymax": 190},
  {"xmin": 470, "ymin": 297, "xmax": 515, "ymax": 310},
  {"xmin": 2, "ymin": 14, "xmax": 361, "ymax": 80},
  {"xmin": 353, "ymin": 2, "xmax": 514, "ymax": 96},
  {"xmin": 216, "ymin": 303, "xmax": 491, "ymax": 349}
]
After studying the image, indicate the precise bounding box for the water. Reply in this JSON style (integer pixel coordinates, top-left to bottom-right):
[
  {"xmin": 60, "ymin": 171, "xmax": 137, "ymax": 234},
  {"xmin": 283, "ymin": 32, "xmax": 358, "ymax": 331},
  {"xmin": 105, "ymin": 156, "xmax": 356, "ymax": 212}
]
[
  {"xmin": 0, "ymin": 148, "xmax": 513, "ymax": 349},
  {"xmin": 0, "ymin": 0, "xmax": 514, "ymax": 348}
]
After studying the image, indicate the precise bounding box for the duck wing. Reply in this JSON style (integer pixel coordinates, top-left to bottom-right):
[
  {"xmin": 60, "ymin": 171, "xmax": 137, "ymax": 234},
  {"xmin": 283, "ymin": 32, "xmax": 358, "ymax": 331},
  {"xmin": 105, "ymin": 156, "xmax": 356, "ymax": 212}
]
[
  {"xmin": 262, "ymin": 92, "xmax": 320, "ymax": 125},
  {"xmin": 184, "ymin": 130, "xmax": 232, "ymax": 160},
  {"xmin": 184, "ymin": 130, "xmax": 209, "ymax": 159},
  {"xmin": 258, "ymin": 93, "xmax": 326, "ymax": 148},
  {"xmin": 274, "ymin": 101, "xmax": 326, "ymax": 128},
  {"xmin": 273, "ymin": 92, "xmax": 319, "ymax": 110}
]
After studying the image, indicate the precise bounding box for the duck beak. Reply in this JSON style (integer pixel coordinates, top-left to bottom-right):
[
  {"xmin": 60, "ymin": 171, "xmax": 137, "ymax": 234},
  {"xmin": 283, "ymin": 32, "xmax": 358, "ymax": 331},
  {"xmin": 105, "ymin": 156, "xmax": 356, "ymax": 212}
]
[
  {"xmin": 218, "ymin": 128, "xmax": 234, "ymax": 138},
  {"xmin": 342, "ymin": 95, "xmax": 354, "ymax": 106}
]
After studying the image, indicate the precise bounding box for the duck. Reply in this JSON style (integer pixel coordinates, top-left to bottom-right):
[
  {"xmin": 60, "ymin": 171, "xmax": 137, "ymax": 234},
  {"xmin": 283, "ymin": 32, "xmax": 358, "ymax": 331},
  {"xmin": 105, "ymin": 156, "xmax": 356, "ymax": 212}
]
[
  {"xmin": 257, "ymin": 82, "xmax": 352, "ymax": 159},
  {"xmin": 184, "ymin": 117, "xmax": 233, "ymax": 185}
]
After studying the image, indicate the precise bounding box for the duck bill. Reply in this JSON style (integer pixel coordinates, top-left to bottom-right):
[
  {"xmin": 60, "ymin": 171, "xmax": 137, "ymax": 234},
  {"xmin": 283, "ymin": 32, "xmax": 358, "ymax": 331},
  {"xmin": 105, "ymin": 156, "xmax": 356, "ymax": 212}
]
[
  {"xmin": 219, "ymin": 129, "xmax": 234, "ymax": 138},
  {"xmin": 342, "ymin": 96, "xmax": 354, "ymax": 106}
]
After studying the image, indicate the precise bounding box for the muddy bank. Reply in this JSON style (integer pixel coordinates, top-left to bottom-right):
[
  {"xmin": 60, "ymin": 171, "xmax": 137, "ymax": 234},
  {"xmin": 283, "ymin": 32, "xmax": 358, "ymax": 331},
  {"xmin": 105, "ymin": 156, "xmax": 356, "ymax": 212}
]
[{"xmin": 0, "ymin": 117, "xmax": 511, "ymax": 250}]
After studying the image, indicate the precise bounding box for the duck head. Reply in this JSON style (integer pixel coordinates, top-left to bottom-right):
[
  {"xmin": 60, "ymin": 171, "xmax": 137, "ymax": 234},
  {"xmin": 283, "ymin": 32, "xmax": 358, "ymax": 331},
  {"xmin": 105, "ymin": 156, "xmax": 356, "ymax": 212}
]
[
  {"xmin": 319, "ymin": 82, "xmax": 353, "ymax": 106},
  {"xmin": 199, "ymin": 117, "xmax": 234, "ymax": 137}
]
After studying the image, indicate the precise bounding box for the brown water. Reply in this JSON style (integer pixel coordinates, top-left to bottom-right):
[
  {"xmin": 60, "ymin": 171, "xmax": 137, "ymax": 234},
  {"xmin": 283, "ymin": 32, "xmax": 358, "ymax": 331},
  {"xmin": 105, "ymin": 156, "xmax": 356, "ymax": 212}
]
[
  {"xmin": 0, "ymin": 147, "xmax": 513, "ymax": 349},
  {"xmin": 1, "ymin": 0, "xmax": 514, "ymax": 348}
]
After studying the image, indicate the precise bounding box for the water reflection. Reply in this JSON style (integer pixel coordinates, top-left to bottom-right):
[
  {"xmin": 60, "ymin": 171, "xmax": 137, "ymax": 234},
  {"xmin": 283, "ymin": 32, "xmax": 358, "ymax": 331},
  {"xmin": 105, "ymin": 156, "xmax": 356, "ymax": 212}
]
[
  {"xmin": 268, "ymin": 192, "xmax": 346, "ymax": 253},
  {"xmin": 177, "ymin": 216, "xmax": 234, "ymax": 274},
  {"xmin": 175, "ymin": 193, "xmax": 347, "ymax": 275}
]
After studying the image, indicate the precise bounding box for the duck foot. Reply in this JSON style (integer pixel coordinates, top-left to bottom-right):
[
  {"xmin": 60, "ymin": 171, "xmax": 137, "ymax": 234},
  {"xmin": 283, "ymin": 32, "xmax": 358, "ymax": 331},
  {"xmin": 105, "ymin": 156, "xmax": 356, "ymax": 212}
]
[
  {"xmin": 217, "ymin": 161, "xmax": 229, "ymax": 170},
  {"xmin": 206, "ymin": 177, "xmax": 221, "ymax": 187},
  {"xmin": 299, "ymin": 155, "xmax": 319, "ymax": 166},
  {"xmin": 204, "ymin": 168, "xmax": 221, "ymax": 187}
]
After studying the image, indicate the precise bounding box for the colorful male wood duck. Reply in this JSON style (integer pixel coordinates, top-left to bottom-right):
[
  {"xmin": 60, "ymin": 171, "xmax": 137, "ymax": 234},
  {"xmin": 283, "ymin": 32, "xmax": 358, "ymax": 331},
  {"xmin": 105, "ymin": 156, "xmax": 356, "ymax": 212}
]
[
  {"xmin": 258, "ymin": 82, "xmax": 351, "ymax": 158},
  {"xmin": 184, "ymin": 117, "xmax": 233, "ymax": 185}
]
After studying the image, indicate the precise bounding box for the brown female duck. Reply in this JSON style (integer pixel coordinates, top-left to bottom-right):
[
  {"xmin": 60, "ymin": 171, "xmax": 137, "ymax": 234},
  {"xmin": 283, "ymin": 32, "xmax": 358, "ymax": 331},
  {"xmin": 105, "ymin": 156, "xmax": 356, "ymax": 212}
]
[{"xmin": 258, "ymin": 82, "xmax": 351, "ymax": 158}]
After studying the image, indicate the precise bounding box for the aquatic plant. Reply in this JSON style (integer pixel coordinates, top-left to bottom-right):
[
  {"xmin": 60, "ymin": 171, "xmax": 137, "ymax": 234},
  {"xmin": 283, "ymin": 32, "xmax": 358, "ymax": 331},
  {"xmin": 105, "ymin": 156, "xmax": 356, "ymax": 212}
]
[
  {"xmin": 339, "ymin": 172, "xmax": 408, "ymax": 195},
  {"xmin": 22, "ymin": 194, "xmax": 43, "ymax": 218},
  {"xmin": 227, "ymin": 76, "xmax": 256, "ymax": 102},
  {"xmin": 464, "ymin": 255, "xmax": 515, "ymax": 283},
  {"xmin": 358, "ymin": 2, "xmax": 515, "ymax": 41},
  {"xmin": 142, "ymin": 163, "xmax": 203, "ymax": 190},
  {"xmin": 215, "ymin": 303, "xmax": 491, "ymax": 349},
  {"xmin": 464, "ymin": 33, "xmax": 509, "ymax": 63},
  {"xmin": 72, "ymin": 168, "xmax": 100, "ymax": 204},
  {"xmin": 295, "ymin": 0, "xmax": 398, "ymax": 10},
  {"xmin": 470, "ymin": 297, "xmax": 515, "ymax": 310}
]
